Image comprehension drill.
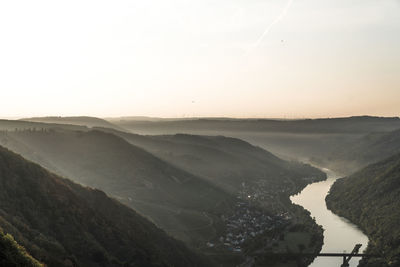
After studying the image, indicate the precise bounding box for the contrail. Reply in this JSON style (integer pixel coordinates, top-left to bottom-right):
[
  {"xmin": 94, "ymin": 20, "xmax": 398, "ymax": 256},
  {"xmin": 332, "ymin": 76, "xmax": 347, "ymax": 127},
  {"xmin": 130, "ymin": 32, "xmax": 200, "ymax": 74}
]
[{"xmin": 246, "ymin": 0, "xmax": 294, "ymax": 54}]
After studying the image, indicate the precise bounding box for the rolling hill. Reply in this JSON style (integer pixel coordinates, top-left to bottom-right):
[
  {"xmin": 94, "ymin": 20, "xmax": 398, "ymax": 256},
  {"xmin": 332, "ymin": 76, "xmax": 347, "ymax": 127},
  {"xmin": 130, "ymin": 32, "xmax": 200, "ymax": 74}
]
[
  {"xmin": 326, "ymin": 153, "xmax": 400, "ymax": 266},
  {"xmin": 0, "ymin": 145, "xmax": 212, "ymax": 267},
  {"xmin": 0, "ymin": 129, "xmax": 234, "ymax": 246},
  {"xmin": 109, "ymin": 116, "xmax": 400, "ymax": 135},
  {"xmin": 0, "ymin": 119, "xmax": 86, "ymax": 132},
  {"xmin": 107, "ymin": 116, "xmax": 400, "ymax": 170},
  {"xmin": 96, "ymin": 128, "xmax": 326, "ymax": 194}
]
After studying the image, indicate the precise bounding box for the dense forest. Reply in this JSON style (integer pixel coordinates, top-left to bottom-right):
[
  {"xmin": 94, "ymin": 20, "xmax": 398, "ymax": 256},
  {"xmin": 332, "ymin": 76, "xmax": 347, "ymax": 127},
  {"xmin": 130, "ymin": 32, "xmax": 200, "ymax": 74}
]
[
  {"xmin": 0, "ymin": 145, "xmax": 212, "ymax": 267},
  {"xmin": 0, "ymin": 129, "xmax": 234, "ymax": 246},
  {"xmin": 326, "ymin": 153, "xmax": 400, "ymax": 266},
  {"xmin": 0, "ymin": 227, "xmax": 43, "ymax": 267}
]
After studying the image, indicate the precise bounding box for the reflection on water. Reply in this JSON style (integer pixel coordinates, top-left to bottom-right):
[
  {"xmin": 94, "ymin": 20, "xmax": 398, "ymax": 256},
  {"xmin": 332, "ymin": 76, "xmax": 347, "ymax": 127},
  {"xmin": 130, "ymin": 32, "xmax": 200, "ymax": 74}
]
[{"xmin": 290, "ymin": 168, "xmax": 369, "ymax": 267}]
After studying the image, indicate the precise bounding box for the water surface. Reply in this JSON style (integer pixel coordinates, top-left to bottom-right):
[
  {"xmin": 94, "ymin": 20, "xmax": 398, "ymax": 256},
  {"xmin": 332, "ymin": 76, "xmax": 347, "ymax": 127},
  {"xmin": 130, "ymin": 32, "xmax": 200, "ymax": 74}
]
[{"xmin": 290, "ymin": 168, "xmax": 369, "ymax": 267}]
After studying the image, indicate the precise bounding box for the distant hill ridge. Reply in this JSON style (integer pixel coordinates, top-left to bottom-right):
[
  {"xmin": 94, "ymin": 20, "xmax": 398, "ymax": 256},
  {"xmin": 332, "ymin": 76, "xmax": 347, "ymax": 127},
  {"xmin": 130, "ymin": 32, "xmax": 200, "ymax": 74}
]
[
  {"xmin": 110, "ymin": 116, "xmax": 400, "ymax": 135},
  {"xmin": 21, "ymin": 116, "xmax": 123, "ymax": 130},
  {"xmin": 0, "ymin": 119, "xmax": 87, "ymax": 132}
]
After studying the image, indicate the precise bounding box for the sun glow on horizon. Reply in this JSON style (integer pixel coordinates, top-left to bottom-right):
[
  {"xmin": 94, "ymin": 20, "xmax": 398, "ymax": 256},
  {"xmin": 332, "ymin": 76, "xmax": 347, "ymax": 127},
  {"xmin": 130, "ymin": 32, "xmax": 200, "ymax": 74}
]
[{"xmin": 0, "ymin": 0, "xmax": 399, "ymax": 118}]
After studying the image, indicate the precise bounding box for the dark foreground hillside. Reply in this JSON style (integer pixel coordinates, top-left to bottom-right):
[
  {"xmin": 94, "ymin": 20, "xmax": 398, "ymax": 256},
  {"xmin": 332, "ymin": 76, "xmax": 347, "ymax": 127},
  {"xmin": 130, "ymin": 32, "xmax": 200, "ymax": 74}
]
[
  {"xmin": 326, "ymin": 154, "xmax": 400, "ymax": 266},
  {"xmin": 0, "ymin": 145, "xmax": 212, "ymax": 267}
]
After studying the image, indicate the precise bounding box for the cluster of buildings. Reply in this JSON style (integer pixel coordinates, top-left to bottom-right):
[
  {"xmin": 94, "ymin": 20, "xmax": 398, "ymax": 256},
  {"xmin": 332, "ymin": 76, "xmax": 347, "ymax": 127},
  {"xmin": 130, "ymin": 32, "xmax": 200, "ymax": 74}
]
[
  {"xmin": 205, "ymin": 179, "xmax": 296, "ymax": 252},
  {"xmin": 218, "ymin": 201, "xmax": 274, "ymax": 251},
  {"xmin": 211, "ymin": 180, "xmax": 294, "ymax": 252},
  {"xmin": 237, "ymin": 180, "xmax": 292, "ymax": 202}
]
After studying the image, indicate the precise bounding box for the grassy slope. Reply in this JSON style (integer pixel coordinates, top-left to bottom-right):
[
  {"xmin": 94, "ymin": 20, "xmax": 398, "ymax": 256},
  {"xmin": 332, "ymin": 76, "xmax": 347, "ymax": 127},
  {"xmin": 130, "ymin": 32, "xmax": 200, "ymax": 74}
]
[
  {"xmin": 326, "ymin": 154, "xmax": 400, "ymax": 266},
  {"xmin": 0, "ymin": 145, "xmax": 213, "ymax": 267}
]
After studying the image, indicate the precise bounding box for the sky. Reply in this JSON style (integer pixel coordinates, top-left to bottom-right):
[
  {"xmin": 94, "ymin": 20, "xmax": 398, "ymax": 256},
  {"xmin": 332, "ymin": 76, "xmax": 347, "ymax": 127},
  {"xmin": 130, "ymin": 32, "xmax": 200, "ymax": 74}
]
[{"xmin": 0, "ymin": 0, "xmax": 399, "ymax": 118}]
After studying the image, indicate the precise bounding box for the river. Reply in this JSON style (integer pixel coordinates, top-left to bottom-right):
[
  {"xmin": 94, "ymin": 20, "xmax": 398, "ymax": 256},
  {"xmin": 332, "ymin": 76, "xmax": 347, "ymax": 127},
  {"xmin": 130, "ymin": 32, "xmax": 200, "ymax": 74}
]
[{"xmin": 290, "ymin": 168, "xmax": 369, "ymax": 267}]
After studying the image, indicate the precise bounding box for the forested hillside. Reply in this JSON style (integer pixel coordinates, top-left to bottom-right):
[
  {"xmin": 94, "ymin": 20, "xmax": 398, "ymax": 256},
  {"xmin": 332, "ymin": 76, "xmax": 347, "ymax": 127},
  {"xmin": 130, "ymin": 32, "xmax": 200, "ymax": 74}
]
[
  {"xmin": 0, "ymin": 227, "xmax": 43, "ymax": 267},
  {"xmin": 0, "ymin": 129, "xmax": 234, "ymax": 245},
  {"xmin": 107, "ymin": 116, "xmax": 400, "ymax": 173},
  {"xmin": 326, "ymin": 154, "xmax": 400, "ymax": 266},
  {"xmin": 0, "ymin": 145, "xmax": 212, "ymax": 267},
  {"xmin": 0, "ymin": 125, "xmax": 327, "ymax": 266},
  {"xmin": 0, "ymin": 119, "xmax": 86, "ymax": 132},
  {"xmin": 97, "ymin": 128, "xmax": 325, "ymax": 193}
]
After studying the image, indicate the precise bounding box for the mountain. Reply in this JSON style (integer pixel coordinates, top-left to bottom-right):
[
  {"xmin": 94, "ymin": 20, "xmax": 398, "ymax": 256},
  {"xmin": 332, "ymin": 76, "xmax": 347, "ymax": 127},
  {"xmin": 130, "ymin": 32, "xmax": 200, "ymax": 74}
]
[
  {"xmin": 96, "ymin": 128, "xmax": 326, "ymax": 194},
  {"xmin": 0, "ymin": 145, "xmax": 212, "ymax": 267},
  {"xmin": 319, "ymin": 128, "xmax": 400, "ymax": 174},
  {"xmin": 22, "ymin": 116, "xmax": 122, "ymax": 130},
  {"xmin": 0, "ymin": 129, "xmax": 234, "ymax": 246},
  {"xmin": 326, "ymin": 153, "xmax": 400, "ymax": 266}
]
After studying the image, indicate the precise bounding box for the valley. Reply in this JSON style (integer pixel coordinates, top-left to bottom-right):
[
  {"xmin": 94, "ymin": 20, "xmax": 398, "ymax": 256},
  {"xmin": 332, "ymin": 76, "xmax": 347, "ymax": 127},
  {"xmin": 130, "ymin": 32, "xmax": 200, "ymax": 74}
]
[
  {"xmin": 0, "ymin": 119, "xmax": 326, "ymax": 266},
  {"xmin": 1, "ymin": 116, "xmax": 400, "ymax": 266},
  {"xmin": 2, "ymin": 1, "xmax": 399, "ymax": 265}
]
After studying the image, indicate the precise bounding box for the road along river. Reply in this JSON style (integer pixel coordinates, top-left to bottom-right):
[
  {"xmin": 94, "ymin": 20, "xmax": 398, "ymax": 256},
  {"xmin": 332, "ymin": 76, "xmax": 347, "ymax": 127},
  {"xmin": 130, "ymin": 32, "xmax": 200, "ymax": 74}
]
[{"xmin": 290, "ymin": 168, "xmax": 369, "ymax": 267}]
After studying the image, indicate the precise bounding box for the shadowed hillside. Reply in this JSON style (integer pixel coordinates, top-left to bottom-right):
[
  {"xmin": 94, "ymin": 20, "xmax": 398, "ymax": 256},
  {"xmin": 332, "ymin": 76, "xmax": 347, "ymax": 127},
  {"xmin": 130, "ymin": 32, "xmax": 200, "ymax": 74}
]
[
  {"xmin": 0, "ymin": 145, "xmax": 213, "ymax": 267},
  {"xmin": 108, "ymin": 116, "xmax": 400, "ymax": 171},
  {"xmin": 0, "ymin": 129, "xmax": 233, "ymax": 246},
  {"xmin": 0, "ymin": 125, "xmax": 327, "ymax": 266},
  {"xmin": 326, "ymin": 154, "xmax": 400, "ymax": 266},
  {"xmin": 96, "ymin": 128, "xmax": 325, "ymax": 194}
]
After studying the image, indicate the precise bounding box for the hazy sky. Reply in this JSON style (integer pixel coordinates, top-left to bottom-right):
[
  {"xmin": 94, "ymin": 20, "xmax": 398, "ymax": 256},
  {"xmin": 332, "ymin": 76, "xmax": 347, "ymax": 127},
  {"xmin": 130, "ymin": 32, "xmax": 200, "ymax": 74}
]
[{"xmin": 0, "ymin": 0, "xmax": 399, "ymax": 118}]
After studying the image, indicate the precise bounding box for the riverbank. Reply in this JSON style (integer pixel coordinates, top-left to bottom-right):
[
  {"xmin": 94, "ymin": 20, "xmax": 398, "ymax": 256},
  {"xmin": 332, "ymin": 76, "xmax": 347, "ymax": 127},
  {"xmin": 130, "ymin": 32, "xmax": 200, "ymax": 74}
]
[
  {"xmin": 326, "ymin": 156, "xmax": 400, "ymax": 267},
  {"xmin": 291, "ymin": 168, "xmax": 369, "ymax": 267},
  {"xmin": 202, "ymin": 172, "xmax": 326, "ymax": 266}
]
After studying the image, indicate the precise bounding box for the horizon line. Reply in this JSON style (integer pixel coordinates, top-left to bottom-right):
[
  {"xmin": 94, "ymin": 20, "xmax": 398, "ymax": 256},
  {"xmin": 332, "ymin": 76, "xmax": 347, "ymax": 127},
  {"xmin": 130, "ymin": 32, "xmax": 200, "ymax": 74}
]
[{"xmin": 2, "ymin": 114, "xmax": 399, "ymax": 121}]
